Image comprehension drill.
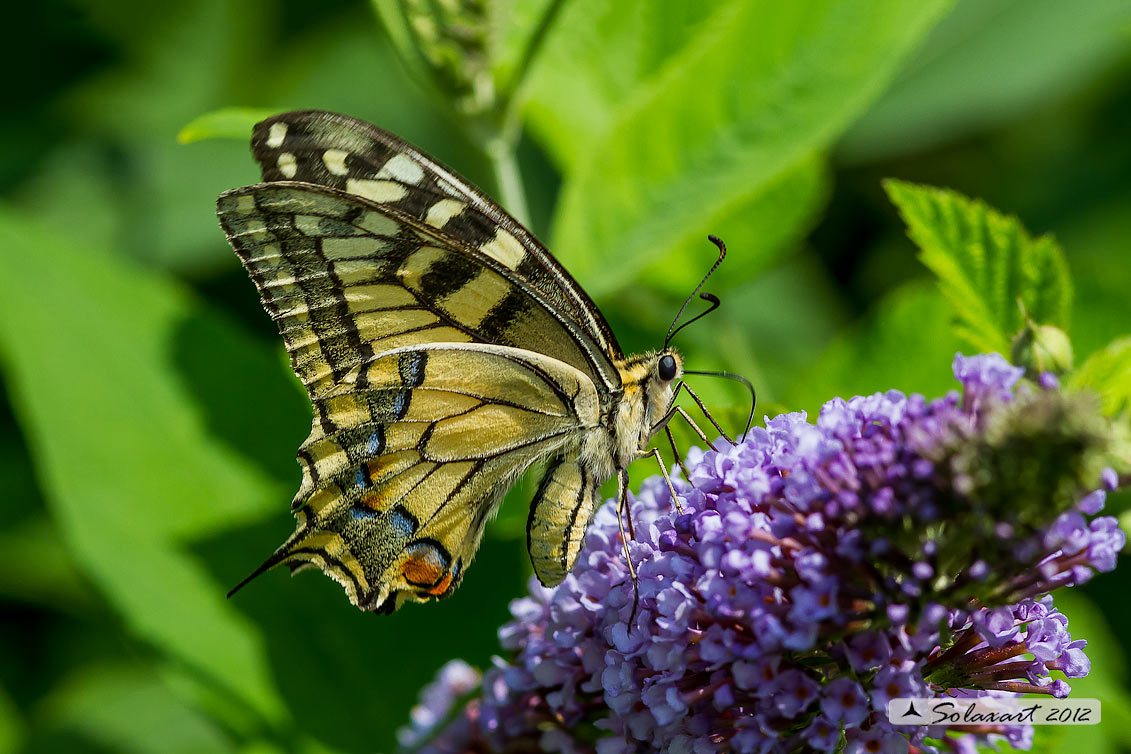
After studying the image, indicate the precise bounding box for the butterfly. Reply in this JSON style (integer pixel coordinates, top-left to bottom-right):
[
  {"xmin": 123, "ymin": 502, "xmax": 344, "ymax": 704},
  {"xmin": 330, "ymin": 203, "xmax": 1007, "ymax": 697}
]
[{"xmin": 217, "ymin": 110, "xmax": 743, "ymax": 613}]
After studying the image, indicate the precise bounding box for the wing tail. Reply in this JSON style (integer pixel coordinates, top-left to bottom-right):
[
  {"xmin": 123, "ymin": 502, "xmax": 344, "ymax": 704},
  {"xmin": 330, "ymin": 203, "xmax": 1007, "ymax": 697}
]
[
  {"xmin": 226, "ymin": 522, "xmax": 371, "ymax": 608},
  {"xmin": 226, "ymin": 526, "xmax": 310, "ymax": 598}
]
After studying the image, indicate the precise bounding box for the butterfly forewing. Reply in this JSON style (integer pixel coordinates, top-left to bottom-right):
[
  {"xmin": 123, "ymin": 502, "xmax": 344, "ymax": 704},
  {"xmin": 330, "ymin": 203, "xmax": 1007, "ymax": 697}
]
[
  {"xmin": 249, "ymin": 110, "xmax": 623, "ymax": 362},
  {"xmin": 217, "ymin": 182, "xmax": 617, "ymax": 398}
]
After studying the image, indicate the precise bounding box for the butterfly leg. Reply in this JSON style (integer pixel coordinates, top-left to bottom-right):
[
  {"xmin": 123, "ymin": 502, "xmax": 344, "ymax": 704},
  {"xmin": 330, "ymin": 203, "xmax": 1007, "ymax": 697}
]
[
  {"xmin": 677, "ymin": 382, "xmax": 737, "ymax": 446},
  {"xmin": 622, "ymin": 470, "xmax": 637, "ymax": 541},
  {"xmin": 665, "ymin": 426, "xmax": 693, "ymax": 482},
  {"xmin": 651, "ymin": 402, "xmax": 719, "ymax": 451},
  {"xmin": 640, "ymin": 446, "xmax": 685, "ymax": 514},
  {"xmin": 615, "ymin": 469, "xmax": 640, "ymax": 624}
]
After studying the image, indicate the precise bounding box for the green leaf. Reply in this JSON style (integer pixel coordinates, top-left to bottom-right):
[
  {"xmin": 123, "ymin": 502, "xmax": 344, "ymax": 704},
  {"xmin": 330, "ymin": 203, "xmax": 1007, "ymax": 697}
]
[
  {"xmin": 0, "ymin": 206, "xmax": 287, "ymax": 726},
  {"xmin": 40, "ymin": 664, "xmax": 238, "ymax": 754},
  {"xmin": 46, "ymin": 0, "xmax": 270, "ymax": 274},
  {"xmin": 1059, "ymin": 189, "xmax": 1131, "ymax": 358},
  {"xmin": 490, "ymin": 0, "xmax": 566, "ymax": 103},
  {"xmin": 370, "ymin": 0, "xmax": 433, "ymax": 86},
  {"xmin": 523, "ymin": 1, "xmax": 720, "ymax": 172},
  {"xmin": 638, "ymin": 155, "xmax": 829, "ymax": 296},
  {"xmin": 883, "ymin": 179, "xmax": 1073, "ymax": 354},
  {"xmin": 690, "ymin": 252, "xmax": 848, "ymax": 413},
  {"xmin": 0, "ymin": 517, "xmax": 93, "ymax": 611},
  {"xmin": 179, "ymin": 108, "xmax": 277, "ymax": 144},
  {"xmin": 547, "ymin": 0, "xmax": 956, "ymax": 297},
  {"xmin": 1069, "ymin": 337, "xmax": 1131, "ymax": 418},
  {"xmin": 841, "ymin": 0, "xmax": 1131, "ymax": 161},
  {"xmin": 0, "ymin": 681, "xmax": 21, "ymax": 754}
]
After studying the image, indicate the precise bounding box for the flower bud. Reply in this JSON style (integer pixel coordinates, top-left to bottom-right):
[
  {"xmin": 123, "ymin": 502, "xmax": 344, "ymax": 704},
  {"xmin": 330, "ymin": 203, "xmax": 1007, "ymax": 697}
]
[{"xmin": 1011, "ymin": 322, "xmax": 1074, "ymax": 376}]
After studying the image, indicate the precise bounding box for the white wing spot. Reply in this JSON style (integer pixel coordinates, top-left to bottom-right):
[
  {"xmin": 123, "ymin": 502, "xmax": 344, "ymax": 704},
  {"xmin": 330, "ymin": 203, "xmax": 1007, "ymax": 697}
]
[
  {"xmin": 294, "ymin": 215, "xmax": 326, "ymax": 235},
  {"xmin": 378, "ymin": 154, "xmax": 425, "ymax": 184},
  {"xmin": 347, "ymin": 178, "xmax": 408, "ymax": 204},
  {"xmin": 322, "ymin": 236, "xmax": 382, "ymax": 259},
  {"xmin": 235, "ymin": 194, "xmax": 257, "ymax": 212},
  {"xmin": 323, "ymin": 149, "xmax": 349, "ymax": 176},
  {"xmin": 277, "ymin": 152, "xmax": 298, "ymax": 178},
  {"xmin": 237, "ymin": 217, "xmax": 269, "ymax": 242},
  {"xmin": 266, "ymin": 122, "xmax": 288, "ymax": 148},
  {"xmin": 479, "ymin": 228, "xmax": 525, "ymax": 269},
  {"xmin": 424, "ymin": 199, "xmax": 466, "ymax": 229},
  {"xmin": 262, "ymin": 272, "xmax": 298, "ymax": 287},
  {"xmin": 357, "ymin": 210, "xmax": 401, "ymax": 237}
]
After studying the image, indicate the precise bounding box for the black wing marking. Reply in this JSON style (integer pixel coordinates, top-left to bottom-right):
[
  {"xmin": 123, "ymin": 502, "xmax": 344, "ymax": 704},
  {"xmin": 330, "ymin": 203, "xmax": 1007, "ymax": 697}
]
[
  {"xmin": 249, "ymin": 109, "xmax": 623, "ymax": 360},
  {"xmin": 217, "ymin": 182, "xmax": 621, "ymax": 399}
]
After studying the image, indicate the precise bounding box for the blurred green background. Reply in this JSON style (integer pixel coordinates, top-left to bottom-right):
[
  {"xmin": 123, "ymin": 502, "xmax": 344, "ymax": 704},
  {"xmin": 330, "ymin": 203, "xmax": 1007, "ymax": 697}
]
[{"xmin": 1, "ymin": 0, "xmax": 1129, "ymax": 752}]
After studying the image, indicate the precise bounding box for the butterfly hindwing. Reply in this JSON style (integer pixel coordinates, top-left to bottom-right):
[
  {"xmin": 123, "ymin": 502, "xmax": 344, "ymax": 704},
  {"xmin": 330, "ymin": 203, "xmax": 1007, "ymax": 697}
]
[
  {"xmin": 217, "ymin": 182, "xmax": 617, "ymax": 399},
  {"xmin": 248, "ymin": 110, "xmax": 623, "ymax": 363},
  {"xmin": 253, "ymin": 343, "xmax": 602, "ymax": 611}
]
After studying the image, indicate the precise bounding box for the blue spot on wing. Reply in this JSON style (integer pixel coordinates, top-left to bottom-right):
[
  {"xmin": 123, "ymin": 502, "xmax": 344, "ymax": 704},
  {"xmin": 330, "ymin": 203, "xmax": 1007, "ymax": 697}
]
[
  {"xmin": 388, "ymin": 505, "xmax": 418, "ymax": 539},
  {"xmin": 398, "ymin": 351, "xmax": 428, "ymax": 388},
  {"xmin": 367, "ymin": 426, "xmax": 385, "ymax": 455},
  {"xmin": 392, "ymin": 392, "xmax": 409, "ymax": 419},
  {"xmin": 350, "ymin": 505, "xmax": 377, "ymax": 520}
]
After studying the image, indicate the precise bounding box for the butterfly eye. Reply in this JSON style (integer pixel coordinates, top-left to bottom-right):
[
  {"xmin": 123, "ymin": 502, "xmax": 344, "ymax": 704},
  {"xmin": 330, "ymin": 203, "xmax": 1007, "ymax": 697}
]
[{"xmin": 658, "ymin": 354, "xmax": 678, "ymax": 382}]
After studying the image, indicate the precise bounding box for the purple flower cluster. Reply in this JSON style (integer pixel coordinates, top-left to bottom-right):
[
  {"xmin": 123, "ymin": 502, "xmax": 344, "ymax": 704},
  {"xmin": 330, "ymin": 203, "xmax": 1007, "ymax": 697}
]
[
  {"xmin": 398, "ymin": 355, "xmax": 1124, "ymax": 754},
  {"xmin": 397, "ymin": 660, "xmax": 483, "ymax": 752}
]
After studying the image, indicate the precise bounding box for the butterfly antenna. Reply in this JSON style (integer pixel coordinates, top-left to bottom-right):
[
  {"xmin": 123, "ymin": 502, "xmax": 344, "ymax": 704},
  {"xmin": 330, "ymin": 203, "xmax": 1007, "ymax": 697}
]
[
  {"xmin": 226, "ymin": 528, "xmax": 307, "ymax": 598},
  {"xmin": 683, "ymin": 369, "xmax": 757, "ymax": 442},
  {"xmin": 664, "ymin": 235, "xmax": 727, "ymax": 349}
]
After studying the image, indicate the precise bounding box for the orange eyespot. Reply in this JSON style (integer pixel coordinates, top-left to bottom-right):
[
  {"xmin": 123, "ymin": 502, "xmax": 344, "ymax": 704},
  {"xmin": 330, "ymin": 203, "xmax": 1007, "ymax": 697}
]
[
  {"xmin": 400, "ymin": 540, "xmax": 452, "ymax": 591},
  {"xmin": 401, "ymin": 552, "xmax": 444, "ymax": 587}
]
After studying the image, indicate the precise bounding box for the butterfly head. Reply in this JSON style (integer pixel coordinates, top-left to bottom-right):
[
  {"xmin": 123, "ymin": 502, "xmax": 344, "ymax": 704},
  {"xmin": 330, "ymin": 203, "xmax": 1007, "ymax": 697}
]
[
  {"xmin": 651, "ymin": 348, "xmax": 683, "ymax": 417},
  {"xmin": 648, "ymin": 348, "xmax": 683, "ymax": 405}
]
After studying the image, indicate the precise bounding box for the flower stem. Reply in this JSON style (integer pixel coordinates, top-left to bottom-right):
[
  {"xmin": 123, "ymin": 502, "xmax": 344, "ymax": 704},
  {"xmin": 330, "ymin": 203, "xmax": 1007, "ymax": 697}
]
[{"xmin": 484, "ymin": 134, "xmax": 531, "ymax": 228}]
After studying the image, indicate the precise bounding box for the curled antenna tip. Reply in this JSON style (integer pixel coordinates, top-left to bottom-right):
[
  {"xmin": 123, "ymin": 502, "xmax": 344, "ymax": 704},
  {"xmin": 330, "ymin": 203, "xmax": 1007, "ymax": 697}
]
[{"xmin": 664, "ymin": 236, "xmax": 730, "ymax": 348}]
